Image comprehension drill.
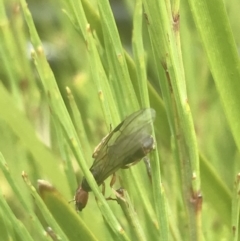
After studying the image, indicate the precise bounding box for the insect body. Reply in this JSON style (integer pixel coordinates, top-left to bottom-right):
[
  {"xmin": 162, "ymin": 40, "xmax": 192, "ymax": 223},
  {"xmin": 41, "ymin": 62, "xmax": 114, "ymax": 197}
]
[{"xmin": 75, "ymin": 108, "xmax": 156, "ymax": 211}]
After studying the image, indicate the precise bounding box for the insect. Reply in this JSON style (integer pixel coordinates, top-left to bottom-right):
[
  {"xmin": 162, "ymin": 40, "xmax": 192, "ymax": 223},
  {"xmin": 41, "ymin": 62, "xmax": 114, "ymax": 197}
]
[{"xmin": 74, "ymin": 108, "xmax": 156, "ymax": 211}]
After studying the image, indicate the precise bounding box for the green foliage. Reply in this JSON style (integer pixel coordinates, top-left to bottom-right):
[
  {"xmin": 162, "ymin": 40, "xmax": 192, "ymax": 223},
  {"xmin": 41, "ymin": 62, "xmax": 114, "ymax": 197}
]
[{"xmin": 0, "ymin": 0, "xmax": 239, "ymax": 240}]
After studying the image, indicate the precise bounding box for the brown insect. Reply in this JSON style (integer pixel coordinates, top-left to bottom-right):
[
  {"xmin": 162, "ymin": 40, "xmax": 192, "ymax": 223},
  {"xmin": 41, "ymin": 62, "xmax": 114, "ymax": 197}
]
[{"xmin": 74, "ymin": 108, "xmax": 156, "ymax": 211}]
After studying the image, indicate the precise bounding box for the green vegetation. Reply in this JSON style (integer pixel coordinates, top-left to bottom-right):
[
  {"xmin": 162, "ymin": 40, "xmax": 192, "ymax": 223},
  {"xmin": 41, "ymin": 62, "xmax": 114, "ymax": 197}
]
[{"xmin": 0, "ymin": 0, "xmax": 240, "ymax": 240}]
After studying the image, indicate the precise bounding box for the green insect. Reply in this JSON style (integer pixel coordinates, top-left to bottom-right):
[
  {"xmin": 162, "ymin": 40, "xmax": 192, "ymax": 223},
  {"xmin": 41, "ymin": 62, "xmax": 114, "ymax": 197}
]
[{"xmin": 74, "ymin": 108, "xmax": 156, "ymax": 211}]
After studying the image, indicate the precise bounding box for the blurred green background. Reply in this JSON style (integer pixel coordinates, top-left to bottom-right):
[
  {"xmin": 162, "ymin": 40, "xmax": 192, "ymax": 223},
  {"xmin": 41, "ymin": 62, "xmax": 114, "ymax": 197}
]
[{"xmin": 0, "ymin": 0, "xmax": 240, "ymax": 240}]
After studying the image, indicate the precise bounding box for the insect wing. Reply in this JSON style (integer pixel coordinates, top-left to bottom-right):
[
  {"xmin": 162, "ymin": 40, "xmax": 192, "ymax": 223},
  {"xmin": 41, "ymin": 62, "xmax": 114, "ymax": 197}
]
[
  {"xmin": 89, "ymin": 108, "xmax": 156, "ymax": 185},
  {"xmin": 92, "ymin": 119, "xmax": 125, "ymax": 158},
  {"xmin": 92, "ymin": 132, "xmax": 112, "ymax": 158}
]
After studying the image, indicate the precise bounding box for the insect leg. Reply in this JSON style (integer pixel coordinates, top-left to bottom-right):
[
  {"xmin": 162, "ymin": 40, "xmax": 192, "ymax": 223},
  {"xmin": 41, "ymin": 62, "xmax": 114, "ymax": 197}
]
[
  {"xmin": 143, "ymin": 156, "xmax": 152, "ymax": 182},
  {"xmin": 105, "ymin": 173, "xmax": 118, "ymax": 201},
  {"xmin": 107, "ymin": 188, "xmax": 127, "ymax": 203},
  {"xmin": 110, "ymin": 172, "xmax": 116, "ymax": 188},
  {"xmin": 101, "ymin": 182, "xmax": 106, "ymax": 196},
  {"xmin": 106, "ymin": 188, "xmax": 127, "ymax": 203},
  {"xmin": 114, "ymin": 188, "xmax": 127, "ymax": 203}
]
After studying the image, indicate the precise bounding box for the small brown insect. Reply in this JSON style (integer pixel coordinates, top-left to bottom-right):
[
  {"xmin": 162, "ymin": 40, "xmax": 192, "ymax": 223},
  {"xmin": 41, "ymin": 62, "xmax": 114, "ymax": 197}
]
[{"xmin": 74, "ymin": 108, "xmax": 156, "ymax": 211}]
